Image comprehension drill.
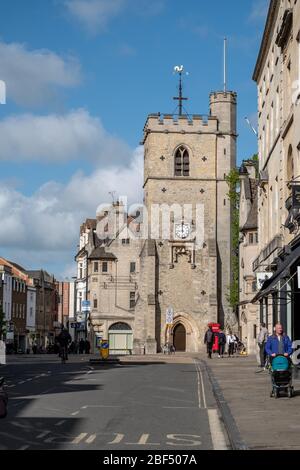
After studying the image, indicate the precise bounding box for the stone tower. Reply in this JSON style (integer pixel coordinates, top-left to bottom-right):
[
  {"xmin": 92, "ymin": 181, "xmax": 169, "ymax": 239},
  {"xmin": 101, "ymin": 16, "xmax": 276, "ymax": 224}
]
[{"xmin": 133, "ymin": 91, "xmax": 237, "ymax": 355}]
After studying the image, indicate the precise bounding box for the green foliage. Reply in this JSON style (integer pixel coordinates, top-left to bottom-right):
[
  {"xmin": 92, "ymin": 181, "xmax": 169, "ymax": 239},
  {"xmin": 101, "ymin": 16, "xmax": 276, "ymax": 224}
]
[{"xmin": 226, "ymin": 168, "xmax": 240, "ymax": 310}]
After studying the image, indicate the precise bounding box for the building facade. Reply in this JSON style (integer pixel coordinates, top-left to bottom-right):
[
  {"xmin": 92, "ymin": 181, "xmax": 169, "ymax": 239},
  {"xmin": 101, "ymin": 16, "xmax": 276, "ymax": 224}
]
[
  {"xmin": 27, "ymin": 270, "xmax": 59, "ymax": 348},
  {"xmin": 79, "ymin": 89, "xmax": 237, "ymax": 355},
  {"xmin": 0, "ymin": 263, "xmax": 12, "ymax": 331},
  {"xmin": 238, "ymin": 161, "xmax": 259, "ymax": 354},
  {"xmin": 253, "ymin": 0, "xmax": 300, "ymax": 340}
]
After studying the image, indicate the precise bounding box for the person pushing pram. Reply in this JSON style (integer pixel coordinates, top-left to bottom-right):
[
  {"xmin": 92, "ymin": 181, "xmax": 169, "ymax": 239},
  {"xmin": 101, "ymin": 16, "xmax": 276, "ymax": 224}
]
[{"xmin": 265, "ymin": 323, "xmax": 294, "ymax": 399}]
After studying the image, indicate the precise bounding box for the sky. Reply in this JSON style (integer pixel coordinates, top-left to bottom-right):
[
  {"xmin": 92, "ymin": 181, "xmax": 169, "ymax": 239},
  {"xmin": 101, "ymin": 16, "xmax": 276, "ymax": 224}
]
[{"xmin": 0, "ymin": 0, "xmax": 269, "ymax": 279}]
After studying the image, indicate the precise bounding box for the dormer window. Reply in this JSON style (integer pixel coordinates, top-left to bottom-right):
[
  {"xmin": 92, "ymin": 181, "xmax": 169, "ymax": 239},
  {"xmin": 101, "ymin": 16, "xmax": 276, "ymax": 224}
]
[{"xmin": 175, "ymin": 146, "xmax": 190, "ymax": 177}]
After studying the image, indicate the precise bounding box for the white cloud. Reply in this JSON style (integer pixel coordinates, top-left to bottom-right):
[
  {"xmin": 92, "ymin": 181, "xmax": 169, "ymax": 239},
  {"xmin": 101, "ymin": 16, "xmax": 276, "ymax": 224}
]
[
  {"xmin": 0, "ymin": 147, "xmax": 143, "ymax": 277},
  {"xmin": 64, "ymin": 0, "xmax": 165, "ymax": 34},
  {"xmin": 249, "ymin": 0, "xmax": 269, "ymax": 22},
  {"xmin": 0, "ymin": 109, "xmax": 132, "ymax": 164},
  {"xmin": 64, "ymin": 0, "xmax": 125, "ymax": 34},
  {"xmin": 0, "ymin": 41, "xmax": 81, "ymax": 107}
]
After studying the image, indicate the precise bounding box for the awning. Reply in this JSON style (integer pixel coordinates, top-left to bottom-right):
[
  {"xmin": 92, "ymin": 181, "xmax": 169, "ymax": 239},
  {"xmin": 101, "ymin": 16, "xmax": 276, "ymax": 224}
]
[{"xmin": 252, "ymin": 244, "xmax": 300, "ymax": 302}]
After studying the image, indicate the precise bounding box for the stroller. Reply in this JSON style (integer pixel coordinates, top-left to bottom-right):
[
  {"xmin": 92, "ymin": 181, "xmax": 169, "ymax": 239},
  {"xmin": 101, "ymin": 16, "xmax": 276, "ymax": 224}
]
[{"xmin": 269, "ymin": 355, "xmax": 294, "ymax": 399}]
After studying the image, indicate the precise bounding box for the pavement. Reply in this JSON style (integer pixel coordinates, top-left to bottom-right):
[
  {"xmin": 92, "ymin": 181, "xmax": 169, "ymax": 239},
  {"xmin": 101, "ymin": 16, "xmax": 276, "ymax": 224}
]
[
  {"xmin": 0, "ymin": 353, "xmax": 229, "ymax": 450},
  {"xmin": 204, "ymin": 354, "xmax": 300, "ymax": 450}
]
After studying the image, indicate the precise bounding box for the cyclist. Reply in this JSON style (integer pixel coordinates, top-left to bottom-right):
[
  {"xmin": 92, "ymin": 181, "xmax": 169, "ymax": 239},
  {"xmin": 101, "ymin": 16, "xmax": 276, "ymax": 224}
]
[{"xmin": 57, "ymin": 327, "xmax": 72, "ymax": 362}]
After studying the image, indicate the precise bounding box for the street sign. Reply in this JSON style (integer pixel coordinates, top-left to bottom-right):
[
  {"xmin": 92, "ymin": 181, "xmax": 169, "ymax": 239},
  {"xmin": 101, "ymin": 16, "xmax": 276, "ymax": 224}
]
[
  {"xmin": 256, "ymin": 272, "xmax": 273, "ymax": 289},
  {"xmin": 166, "ymin": 306, "xmax": 174, "ymax": 325},
  {"xmin": 82, "ymin": 301, "xmax": 91, "ymax": 313},
  {"xmin": 100, "ymin": 340, "xmax": 109, "ymax": 360}
]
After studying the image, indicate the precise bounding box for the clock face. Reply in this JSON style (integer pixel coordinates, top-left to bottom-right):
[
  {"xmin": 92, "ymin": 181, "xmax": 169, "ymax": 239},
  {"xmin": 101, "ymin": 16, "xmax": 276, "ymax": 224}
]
[{"xmin": 175, "ymin": 224, "xmax": 190, "ymax": 239}]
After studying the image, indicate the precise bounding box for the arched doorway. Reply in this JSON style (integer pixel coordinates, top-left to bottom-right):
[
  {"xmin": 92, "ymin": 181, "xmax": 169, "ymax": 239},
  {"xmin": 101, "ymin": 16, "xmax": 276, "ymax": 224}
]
[
  {"xmin": 108, "ymin": 322, "xmax": 133, "ymax": 355},
  {"xmin": 173, "ymin": 324, "xmax": 186, "ymax": 352}
]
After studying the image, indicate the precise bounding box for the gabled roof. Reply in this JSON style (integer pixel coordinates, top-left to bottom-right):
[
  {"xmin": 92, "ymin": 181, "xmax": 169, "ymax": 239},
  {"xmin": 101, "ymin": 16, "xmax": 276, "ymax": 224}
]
[{"xmin": 89, "ymin": 247, "xmax": 117, "ymax": 261}]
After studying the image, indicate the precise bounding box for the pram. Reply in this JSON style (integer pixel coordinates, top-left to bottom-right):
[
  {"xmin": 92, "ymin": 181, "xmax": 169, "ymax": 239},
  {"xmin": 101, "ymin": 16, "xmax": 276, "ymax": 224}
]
[{"xmin": 269, "ymin": 355, "xmax": 294, "ymax": 399}]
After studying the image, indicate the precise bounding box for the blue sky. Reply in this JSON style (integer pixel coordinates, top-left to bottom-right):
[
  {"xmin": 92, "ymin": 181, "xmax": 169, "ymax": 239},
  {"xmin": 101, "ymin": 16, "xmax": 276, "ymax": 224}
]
[{"xmin": 0, "ymin": 0, "xmax": 269, "ymax": 278}]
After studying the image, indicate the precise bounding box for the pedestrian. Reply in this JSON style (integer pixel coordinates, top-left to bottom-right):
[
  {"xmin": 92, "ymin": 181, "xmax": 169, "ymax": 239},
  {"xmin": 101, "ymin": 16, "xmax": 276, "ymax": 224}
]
[
  {"xmin": 265, "ymin": 323, "xmax": 293, "ymax": 360},
  {"xmin": 217, "ymin": 329, "xmax": 226, "ymax": 358},
  {"xmin": 170, "ymin": 344, "xmax": 176, "ymax": 355},
  {"xmin": 227, "ymin": 332, "xmax": 236, "ymax": 358},
  {"xmin": 32, "ymin": 343, "xmax": 37, "ymax": 355},
  {"xmin": 204, "ymin": 325, "xmax": 215, "ymax": 359},
  {"xmin": 85, "ymin": 340, "xmax": 91, "ymax": 355},
  {"xmin": 257, "ymin": 322, "xmax": 269, "ymax": 368},
  {"xmin": 79, "ymin": 338, "xmax": 85, "ymax": 354}
]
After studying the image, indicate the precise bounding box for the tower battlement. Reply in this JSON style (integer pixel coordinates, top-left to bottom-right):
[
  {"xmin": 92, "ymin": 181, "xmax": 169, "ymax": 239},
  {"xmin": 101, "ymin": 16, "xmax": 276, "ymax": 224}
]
[{"xmin": 142, "ymin": 113, "xmax": 218, "ymax": 144}]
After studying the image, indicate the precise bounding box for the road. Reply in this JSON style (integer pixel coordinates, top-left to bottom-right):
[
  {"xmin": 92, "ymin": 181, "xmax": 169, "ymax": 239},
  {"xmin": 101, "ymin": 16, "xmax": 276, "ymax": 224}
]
[{"xmin": 0, "ymin": 354, "xmax": 229, "ymax": 450}]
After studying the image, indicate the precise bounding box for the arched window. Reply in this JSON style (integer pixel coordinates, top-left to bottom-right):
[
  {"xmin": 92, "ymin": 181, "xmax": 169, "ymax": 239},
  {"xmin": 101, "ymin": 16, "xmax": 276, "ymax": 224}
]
[
  {"xmin": 109, "ymin": 322, "xmax": 132, "ymax": 331},
  {"xmin": 175, "ymin": 146, "xmax": 190, "ymax": 177}
]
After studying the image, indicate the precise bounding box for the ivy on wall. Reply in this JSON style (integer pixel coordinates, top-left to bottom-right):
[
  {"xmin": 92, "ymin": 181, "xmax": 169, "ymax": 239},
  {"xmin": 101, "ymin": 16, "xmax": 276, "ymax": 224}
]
[{"xmin": 226, "ymin": 168, "xmax": 240, "ymax": 311}]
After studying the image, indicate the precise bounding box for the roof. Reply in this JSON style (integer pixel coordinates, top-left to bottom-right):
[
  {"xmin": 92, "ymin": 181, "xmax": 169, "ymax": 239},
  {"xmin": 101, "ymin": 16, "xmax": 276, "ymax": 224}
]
[
  {"xmin": 241, "ymin": 176, "xmax": 258, "ymax": 232},
  {"xmin": 27, "ymin": 270, "xmax": 54, "ymax": 283},
  {"xmin": 242, "ymin": 193, "xmax": 258, "ymax": 231},
  {"xmin": 88, "ymin": 247, "xmax": 117, "ymax": 261}
]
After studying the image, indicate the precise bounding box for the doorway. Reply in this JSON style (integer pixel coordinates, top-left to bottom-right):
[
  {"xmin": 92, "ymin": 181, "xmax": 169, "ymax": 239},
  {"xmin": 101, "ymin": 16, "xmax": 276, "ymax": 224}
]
[{"xmin": 173, "ymin": 324, "xmax": 186, "ymax": 352}]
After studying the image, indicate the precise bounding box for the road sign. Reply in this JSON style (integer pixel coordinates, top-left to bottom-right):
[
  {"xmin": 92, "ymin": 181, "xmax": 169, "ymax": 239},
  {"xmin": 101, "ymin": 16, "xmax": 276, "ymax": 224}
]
[
  {"xmin": 100, "ymin": 340, "xmax": 109, "ymax": 360},
  {"xmin": 166, "ymin": 306, "xmax": 174, "ymax": 325},
  {"xmin": 82, "ymin": 301, "xmax": 91, "ymax": 313}
]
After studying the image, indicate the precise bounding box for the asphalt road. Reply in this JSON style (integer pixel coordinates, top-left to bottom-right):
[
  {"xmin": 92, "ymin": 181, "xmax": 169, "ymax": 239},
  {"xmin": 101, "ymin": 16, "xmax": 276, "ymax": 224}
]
[{"xmin": 0, "ymin": 355, "xmax": 229, "ymax": 450}]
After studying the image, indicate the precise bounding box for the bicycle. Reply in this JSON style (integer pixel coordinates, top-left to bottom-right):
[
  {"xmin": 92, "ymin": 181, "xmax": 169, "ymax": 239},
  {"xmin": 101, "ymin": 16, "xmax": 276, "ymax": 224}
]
[{"xmin": 60, "ymin": 345, "xmax": 68, "ymax": 364}]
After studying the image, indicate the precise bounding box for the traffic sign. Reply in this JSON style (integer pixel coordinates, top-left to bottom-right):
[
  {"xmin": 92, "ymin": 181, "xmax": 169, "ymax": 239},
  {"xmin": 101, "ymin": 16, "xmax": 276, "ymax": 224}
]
[
  {"xmin": 100, "ymin": 340, "xmax": 109, "ymax": 360},
  {"xmin": 82, "ymin": 301, "xmax": 91, "ymax": 313}
]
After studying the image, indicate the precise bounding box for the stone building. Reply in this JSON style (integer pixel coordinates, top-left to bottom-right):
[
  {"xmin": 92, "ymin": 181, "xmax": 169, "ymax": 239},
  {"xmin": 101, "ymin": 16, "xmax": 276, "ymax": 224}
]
[
  {"xmin": 27, "ymin": 270, "xmax": 59, "ymax": 347},
  {"xmin": 238, "ymin": 161, "xmax": 259, "ymax": 354},
  {"xmin": 253, "ymin": 0, "xmax": 300, "ymax": 340},
  {"xmin": 78, "ymin": 88, "xmax": 237, "ymax": 354}
]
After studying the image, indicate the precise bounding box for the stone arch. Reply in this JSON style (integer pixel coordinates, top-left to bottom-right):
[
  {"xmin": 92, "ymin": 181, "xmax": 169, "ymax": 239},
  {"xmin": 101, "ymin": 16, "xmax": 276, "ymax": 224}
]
[{"xmin": 164, "ymin": 313, "xmax": 201, "ymax": 353}]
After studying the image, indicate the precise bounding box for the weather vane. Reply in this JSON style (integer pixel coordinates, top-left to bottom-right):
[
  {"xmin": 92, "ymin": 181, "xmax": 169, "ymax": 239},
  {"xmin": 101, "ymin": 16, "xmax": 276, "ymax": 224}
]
[{"xmin": 173, "ymin": 65, "xmax": 189, "ymax": 116}]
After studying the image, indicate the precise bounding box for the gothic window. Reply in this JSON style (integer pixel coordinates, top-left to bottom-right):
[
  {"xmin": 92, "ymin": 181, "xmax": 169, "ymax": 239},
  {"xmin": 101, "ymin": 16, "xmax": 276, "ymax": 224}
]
[{"xmin": 175, "ymin": 146, "xmax": 190, "ymax": 177}]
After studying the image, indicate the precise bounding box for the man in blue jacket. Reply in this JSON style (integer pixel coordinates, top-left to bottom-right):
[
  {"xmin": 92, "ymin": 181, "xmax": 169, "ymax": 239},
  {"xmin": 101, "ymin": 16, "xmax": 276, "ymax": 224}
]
[{"xmin": 265, "ymin": 323, "xmax": 293, "ymax": 358}]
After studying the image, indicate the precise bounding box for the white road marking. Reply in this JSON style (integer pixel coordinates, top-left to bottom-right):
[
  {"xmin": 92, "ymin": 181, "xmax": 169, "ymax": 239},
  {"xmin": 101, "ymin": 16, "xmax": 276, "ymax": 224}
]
[
  {"xmin": 71, "ymin": 411, "xmax": 80, "ymax": 416},
  {"xmin": 18, "ymin": 381, "xmax": 25, "ymax": 384},
  {"xmin": 194, "ymin": 361, "xmax": 228, "ymax": 450},
  {"xmin": 81, "ymin": 405, "xmax": 122, "ymax": 409},
  {"xmin": 72, "ymin": 433, "xmax": 88, "ymax": 444},
  {"xmin": 108, "ymin": 434, "xmax": 125, "ymax": 445},
  {"xmin": 207, "ymin": 409, "xmax": 228, "ymax": 450},
  {"xmin": 55, "ymin": 420, "xmax": 66, "ymax": 427},
  {"xmin": 194, "ymin": 360, "xmax": 203, "ymax": 409},
  {"xmin": 86, "ymin": 434, "xmax": 97, "ymax": 444},
  {"xmin": 126, "ymin": 434, "xmax": 160, "ymax": 446},
  {"xmin": 19, "ymin": 445, "xmax": 30, "ymax": 450},
  {"xmin": 37, "ymin": 431, "xmax": 51, "ymax": 439}
]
